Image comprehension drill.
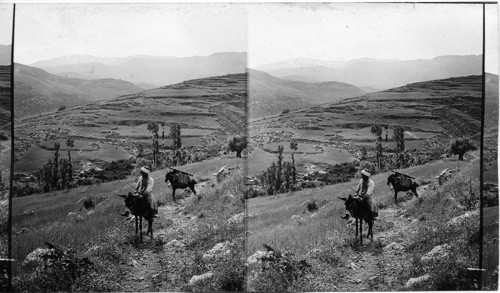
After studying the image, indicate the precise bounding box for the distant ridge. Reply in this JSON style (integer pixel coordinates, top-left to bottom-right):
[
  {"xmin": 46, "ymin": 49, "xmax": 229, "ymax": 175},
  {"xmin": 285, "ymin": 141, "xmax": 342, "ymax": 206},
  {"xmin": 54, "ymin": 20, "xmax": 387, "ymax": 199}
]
[
  {"xmin": 256, "ymin": 55, "xmax": 482, "ymax": 89},
  {"xmin": 30, "ymin": 52, "xmax": 246, "ymax": 87}
]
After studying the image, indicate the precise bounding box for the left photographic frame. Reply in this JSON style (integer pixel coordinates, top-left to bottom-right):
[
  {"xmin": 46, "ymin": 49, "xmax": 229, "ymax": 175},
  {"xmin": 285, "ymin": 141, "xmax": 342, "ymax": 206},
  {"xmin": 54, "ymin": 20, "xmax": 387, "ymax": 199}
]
[{"xmin": 0, "ymin": 3, "xmax": 14, "ymax": 292}]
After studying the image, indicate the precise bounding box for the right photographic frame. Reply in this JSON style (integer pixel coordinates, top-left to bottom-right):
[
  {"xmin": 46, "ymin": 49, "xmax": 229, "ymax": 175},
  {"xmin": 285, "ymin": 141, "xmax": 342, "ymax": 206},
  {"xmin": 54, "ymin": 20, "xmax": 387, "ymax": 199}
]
[{"xmin": 246, "ymin": 2, "xmax": 498, "ymax": 291}]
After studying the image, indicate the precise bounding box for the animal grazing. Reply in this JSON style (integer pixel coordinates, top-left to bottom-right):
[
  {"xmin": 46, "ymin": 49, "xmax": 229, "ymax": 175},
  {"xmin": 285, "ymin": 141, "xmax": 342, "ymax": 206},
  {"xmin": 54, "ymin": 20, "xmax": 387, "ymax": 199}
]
[
  {"xmin": 339, "ymin": 195, "xmax": 375, "ymax": 244},
  {"xmin": 387, "ymin": 171, "xmax": 419, "ymax": 204},
  {"xmin": 118, "ymin": 192, "xmax": 154, "ymax": 242},
  {"xmin": 165, "ymin": 169, "xmax": 197, "ymax": 202}
]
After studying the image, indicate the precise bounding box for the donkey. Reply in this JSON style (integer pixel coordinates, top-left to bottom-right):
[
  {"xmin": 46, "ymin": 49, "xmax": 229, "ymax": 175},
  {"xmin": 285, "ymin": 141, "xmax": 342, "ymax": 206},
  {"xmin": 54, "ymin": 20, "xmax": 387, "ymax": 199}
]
[
  {"xmin": 118, "ymin": 192, "xmax": 154, "ymax": 242},
  {"xmin": 339, "ymin": 195, "xmax": 375, "ymax": 244},
  {"xmin": 165, "ymin": 170, "xmax": 197, "ymax": 202},
  {"xmin": 387, "ymin": 172, "xmax": 419, "ymax": 204}
]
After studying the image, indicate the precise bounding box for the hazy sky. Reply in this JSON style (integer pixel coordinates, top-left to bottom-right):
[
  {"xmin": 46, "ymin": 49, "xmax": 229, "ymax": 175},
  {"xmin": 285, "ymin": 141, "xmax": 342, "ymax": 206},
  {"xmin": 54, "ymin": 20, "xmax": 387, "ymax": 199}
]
[
  {"xmin": 14, "ymin": 4, "xmax": 247, "ymax": 64},
  {"xmin": 486, "ymin": 4, "xmax": 499, "ymax": 74},
  {"xmin": 0, "ymin": 5, "xmax": 13, "ymax": 45},
  {"xmin": 248, "ymin": 3, "xmax": 489, "ymax": 68}
]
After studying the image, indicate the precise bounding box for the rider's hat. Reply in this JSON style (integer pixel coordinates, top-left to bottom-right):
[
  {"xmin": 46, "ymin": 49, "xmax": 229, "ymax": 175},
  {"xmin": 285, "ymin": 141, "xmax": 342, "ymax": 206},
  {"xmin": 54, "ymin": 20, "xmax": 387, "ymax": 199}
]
[
  {"xmin": 140, "ymin": 166, "xmax": 151, "ymax": 174},
  {"xmin": 361, "ymin": 169, "xmax": 371, "ymax": 177}
]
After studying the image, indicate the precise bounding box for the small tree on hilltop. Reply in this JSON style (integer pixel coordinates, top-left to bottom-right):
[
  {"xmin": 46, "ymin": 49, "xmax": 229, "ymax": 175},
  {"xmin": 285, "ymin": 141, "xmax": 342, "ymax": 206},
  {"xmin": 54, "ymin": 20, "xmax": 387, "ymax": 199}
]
[
  {"xmin": 227, "ymin": 135, "xmax": 247, "ymax": 158},
  {"xmin": 448, "ymin": 138, "xmax": 477, "ymax": 161},
  {"xmin": 290, "ymin": 140, "xmax": 298, "ymax": 151},
  {"xmin": 170, "ymin": 123, "xmax": 182, "ymax": 150}
]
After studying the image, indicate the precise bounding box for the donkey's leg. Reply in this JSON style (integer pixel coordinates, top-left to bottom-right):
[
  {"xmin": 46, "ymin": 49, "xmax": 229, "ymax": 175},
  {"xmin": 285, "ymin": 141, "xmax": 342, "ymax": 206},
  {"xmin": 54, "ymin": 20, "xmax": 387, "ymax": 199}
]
[
  {"xmin": 360, "ymin": 219, "xmax": 363, "ymax": 245},
  {"xmin": 172, "ymin": 188, "xmax": 176, "ymax": 202},
  {"xmin": 355, "ymin": 218, "xmax": 358, "ymax": 237},
  {"xmin": 148, "ymin": 219, "xmax": 153, "ymax": 238},
  {"xmin": 135, "ymin": 216, "xmax": 138, "ymax": 235},
  {"xmin": 190, "ymin": 184, "xmax": 197, "ymax": 195},
  {"xmin": 139, "ymin": 216, "xmax": 143, "ymax": 242},
  {"xmin": 394, "ymin": 191, "xmax": 398, "ymax": 204},
  {"xmin": 412, "ymin": 187, "xmax": 419, "ymax": 198}
]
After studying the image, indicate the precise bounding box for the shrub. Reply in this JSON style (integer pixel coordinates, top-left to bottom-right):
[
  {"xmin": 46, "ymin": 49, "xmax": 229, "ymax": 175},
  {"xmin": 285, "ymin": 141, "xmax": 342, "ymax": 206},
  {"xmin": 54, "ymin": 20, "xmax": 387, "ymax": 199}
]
[
  {"xmin": 448, "ymin": 138, "xmax": 477, "ymax": 161},
  {"xmin": 227, "ymin": 135, "xmax": 247, "ymax": 158},
  {"xmin": 306, "ymin": 200, "xmax": 318, "ymax": 213},
  {"xmin": 82, "ymin": 197, "xmax": 95, "ymax": 210},
  {"xmin": 281, "ymin": 109, "xmax": 290, "ymax": 115},
  {"xmin": 58, "ymin": 106, "xmax": 67, "ymax": 111}
]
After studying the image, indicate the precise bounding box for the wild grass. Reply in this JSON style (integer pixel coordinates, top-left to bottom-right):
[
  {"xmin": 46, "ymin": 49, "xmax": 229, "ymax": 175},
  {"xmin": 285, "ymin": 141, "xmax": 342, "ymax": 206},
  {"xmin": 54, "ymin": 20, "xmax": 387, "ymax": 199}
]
[
  {"xmin": 178, "ymin": 165, "xmax": 246, "ymax": 291},
  {"xmin": 396, "ymin": 161, "xmax": 481, "ymax": 290}
]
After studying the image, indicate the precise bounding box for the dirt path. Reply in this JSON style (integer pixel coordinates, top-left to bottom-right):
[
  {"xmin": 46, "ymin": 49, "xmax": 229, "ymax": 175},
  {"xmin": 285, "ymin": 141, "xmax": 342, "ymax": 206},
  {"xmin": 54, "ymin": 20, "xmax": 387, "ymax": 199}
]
[
  {"xmin": 335, "ymin": 186, "xmax": 429, "ymax": 291},
  {"xmin": 118, "ymin": 197, "xmax": 197, "ymax": 292}
]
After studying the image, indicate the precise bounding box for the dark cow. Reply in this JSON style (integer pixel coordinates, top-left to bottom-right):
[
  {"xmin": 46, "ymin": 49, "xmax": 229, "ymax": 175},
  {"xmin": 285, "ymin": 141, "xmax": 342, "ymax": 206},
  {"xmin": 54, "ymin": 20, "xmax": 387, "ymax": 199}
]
[
  {"xmin": 387, "ymin": 172, "xmax": 419, "ymax": 204},
  {"xmin": 118, "ymin": 192, "xmax": 154, "ymax": 242},
  {"xmin": 165, "ymin": 170, "xmax": 197, "ymax": 202},
  {"xmin": 339, "ymin": 195, "xmax": 375, "ymax": 244}
]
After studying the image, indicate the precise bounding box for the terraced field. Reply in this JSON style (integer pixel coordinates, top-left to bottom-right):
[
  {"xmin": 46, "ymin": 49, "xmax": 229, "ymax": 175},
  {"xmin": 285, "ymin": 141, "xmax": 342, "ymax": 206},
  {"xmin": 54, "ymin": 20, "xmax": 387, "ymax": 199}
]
[
  {"xmin": 248, "ymin": 75, "xmax": 483, "ymax": 176},
  {"xmin": 14, "ymin": 73, "xmax": 247, "ymax": 174}
]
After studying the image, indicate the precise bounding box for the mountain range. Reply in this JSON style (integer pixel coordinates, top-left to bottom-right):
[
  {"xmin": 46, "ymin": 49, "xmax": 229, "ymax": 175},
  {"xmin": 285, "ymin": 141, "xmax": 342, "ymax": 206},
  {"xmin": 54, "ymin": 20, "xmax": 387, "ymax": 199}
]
[
  {"xmin": 255, "ymin": 55, "xmax": 482, "ymax": 89},
  {"xmin": 30, "ymin": 52, "xmax": 246, "ymax": 87}
]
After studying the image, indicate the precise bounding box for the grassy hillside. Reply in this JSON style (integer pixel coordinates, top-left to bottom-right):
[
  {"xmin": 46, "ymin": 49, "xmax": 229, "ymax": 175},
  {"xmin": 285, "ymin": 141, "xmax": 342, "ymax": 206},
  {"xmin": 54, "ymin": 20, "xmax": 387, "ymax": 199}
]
[
  {"xmin": 14, "ymin": 73, "xmax": 247, "ymax": 177},
  {"xmin": 14, "ymin": 63, "xmax": 144, "ymax": 117},
  {"xmin": 12, "ymin": 156, "xmax": 246, "ymax": 292},
  {"xmin": 247, "ymin": 158, "xmax": 481, "ymax": 291}
]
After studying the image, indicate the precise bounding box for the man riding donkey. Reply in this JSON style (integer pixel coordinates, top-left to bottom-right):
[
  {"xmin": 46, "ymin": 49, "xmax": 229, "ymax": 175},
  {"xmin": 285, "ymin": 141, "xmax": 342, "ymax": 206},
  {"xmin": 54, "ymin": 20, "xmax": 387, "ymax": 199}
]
[
  {"xmin": 122, "ymin": 166, "xmax": 158, "ymax": 217},
  {"xmin": 342, "ymin": 168, "xmax": 379, "ymax": 221}
]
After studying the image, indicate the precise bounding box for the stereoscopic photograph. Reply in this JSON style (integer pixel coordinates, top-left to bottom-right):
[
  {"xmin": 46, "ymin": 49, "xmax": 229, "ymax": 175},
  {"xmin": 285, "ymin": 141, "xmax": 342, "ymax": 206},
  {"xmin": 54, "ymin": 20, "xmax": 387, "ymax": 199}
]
[
  {"xmin": 1, "ymin": 1, "xmax": 499, "ymax": 293},
  {"xmin": 245, "ymin": 3, "xmax": 498, "ymax": 291},
  {"xmin": 11, "ymin": 4, "xmax": 246, "ymax": 292}
]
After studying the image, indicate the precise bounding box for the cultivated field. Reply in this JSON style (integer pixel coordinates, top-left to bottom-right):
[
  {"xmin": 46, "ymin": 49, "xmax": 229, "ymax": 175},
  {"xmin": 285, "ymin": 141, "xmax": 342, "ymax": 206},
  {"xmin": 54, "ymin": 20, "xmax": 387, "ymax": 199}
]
[{"xmin": 14, "ymin": 73, "xmax": 247, "ymax": 173}]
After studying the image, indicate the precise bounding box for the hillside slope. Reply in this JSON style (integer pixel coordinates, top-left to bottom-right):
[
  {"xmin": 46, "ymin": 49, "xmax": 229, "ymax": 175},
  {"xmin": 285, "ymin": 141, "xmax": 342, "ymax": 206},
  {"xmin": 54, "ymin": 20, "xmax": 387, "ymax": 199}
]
[
  {"xmin": 247, "ymin": 158, "xmax": 481, "ymax": 291},
  {"xmin": 14, "ymin": 63, "xmax": 144, "ymax": 117},
  {"xmin": 249, "ymin": 69, "xmax": 366, "ymax": 119},
  {"xmin": 0, "ymin": 45, "xmax": 10, "ymax": 66}
]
